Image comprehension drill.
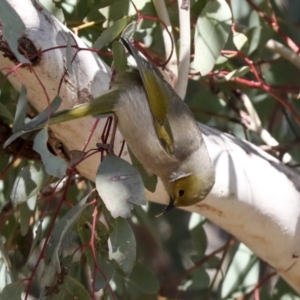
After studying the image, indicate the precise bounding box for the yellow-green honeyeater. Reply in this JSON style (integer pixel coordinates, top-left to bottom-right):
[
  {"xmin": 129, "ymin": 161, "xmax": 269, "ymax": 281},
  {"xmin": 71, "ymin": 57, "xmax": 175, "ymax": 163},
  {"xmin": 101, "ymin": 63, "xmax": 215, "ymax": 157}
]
[{"xmin": 28, "ymin": 38, "xmax": 215, "ymax": 212}]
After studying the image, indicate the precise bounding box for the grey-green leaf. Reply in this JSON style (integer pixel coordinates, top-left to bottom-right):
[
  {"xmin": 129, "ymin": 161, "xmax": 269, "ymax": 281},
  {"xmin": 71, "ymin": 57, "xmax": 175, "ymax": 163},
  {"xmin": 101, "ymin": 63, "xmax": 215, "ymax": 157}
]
[
  {"xmin": 66, "ymin": 32, "xmax": 73, "ymax": 75},
  {"xmin": 112, "ymin": 40, "xmax": 128, "ymax": 74},
  {"xmin": 23, "ymin": 96, "xmax": 62, "ymax": 132},
  {"xmin": 128, "ymin": 147, "xmax": 157, "ymax": 193},
  {"xmin": 127, "ymin": 263, "xmax": 159, "ymax": 294},
  {"xmin": 224, "ymin": 66, "xmax": 250, "ymax": 81},
  {"xmin": 40, "ymin": 196, "xmax": 90, "ymax": 293},
  {"xmin": 0, "ymin": 102, "xmax": 14, "ymax": 122},
  {"xmin": 33, "ymin": 127, "xmax": 68, "ymax": 178},
  {"xmin": 221, "ymin": 243, "xmax": 259, "ymax": 299},
  {"xmin": 0, "ymin": 1, "xmax": 30, "ymax": 64},
  {"xmin": 93, "ymin": 16, "xmax": 132, "ymax": 50},
  {"xmin": 109, "ymin": 218, "xmax": 136, "ymax": 275},
  {"xmin": 10, "ymin": 163, "xmax": 49, "ymax": 207},
  {"xmin": 194, "ymin": 0, "xmax": 232, "ymax": 75},
  {"xmin": 50, "ymin": 276, "xmax": 90, "ymax": 300},
  {"xmin": 96, "ymin": 154, "xmax": 147, "ymax": 218},
  {"xmin": 12, "ymin": 85, "xmax": 27, "ymax": 133},
  {"xmin": 1, "ymin": 281, "xmax": 23, "ymax": 300}
]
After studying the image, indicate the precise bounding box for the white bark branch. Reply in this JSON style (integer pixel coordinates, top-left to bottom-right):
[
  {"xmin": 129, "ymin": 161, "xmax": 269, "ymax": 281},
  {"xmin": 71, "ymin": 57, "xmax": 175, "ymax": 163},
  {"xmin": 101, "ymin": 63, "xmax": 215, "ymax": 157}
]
[{"xmin": 1, "ymin": 0, "xmax": 300, "ymax": 293}]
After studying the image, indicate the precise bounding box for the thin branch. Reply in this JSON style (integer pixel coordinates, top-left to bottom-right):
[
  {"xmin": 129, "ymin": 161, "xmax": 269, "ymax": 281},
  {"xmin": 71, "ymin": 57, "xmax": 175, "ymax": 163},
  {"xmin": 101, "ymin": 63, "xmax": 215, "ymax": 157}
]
[
  {"xmin": 152, "ymin": 0, "xmax": 178, "ymax": 82},
  {"xmin": 175, "ymin": 1, "xmax": 191, "ymax": 99},
  {"xmin": 266, "ymin": 39, "xmax": 300, "ymax": 70}
]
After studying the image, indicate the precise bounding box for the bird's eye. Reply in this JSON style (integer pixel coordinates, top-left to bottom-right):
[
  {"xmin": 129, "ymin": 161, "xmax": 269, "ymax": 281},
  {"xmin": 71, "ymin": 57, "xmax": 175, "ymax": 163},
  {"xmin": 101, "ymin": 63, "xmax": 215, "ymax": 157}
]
[{"xmin": 178, "ymin": 189, "xmax": 185, "ymax": 197}]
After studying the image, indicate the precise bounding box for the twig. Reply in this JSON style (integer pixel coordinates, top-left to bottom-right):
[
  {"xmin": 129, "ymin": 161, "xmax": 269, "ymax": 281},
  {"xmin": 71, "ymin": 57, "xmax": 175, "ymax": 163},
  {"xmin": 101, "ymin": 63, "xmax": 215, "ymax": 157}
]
[
  {"xmin": 152, "ymin": 0, "xmax": 178, "ymax": 81},
  {"xmin": 175, "ymin": 0, "xmax": 191, "ymax": 99},
  {"xmin": 266, "ymin": 39, "xmax": 300, "ymax": 70},
  {"xmin": 237, "ymin": 92, "xmax": 293, "ymax": 163}
]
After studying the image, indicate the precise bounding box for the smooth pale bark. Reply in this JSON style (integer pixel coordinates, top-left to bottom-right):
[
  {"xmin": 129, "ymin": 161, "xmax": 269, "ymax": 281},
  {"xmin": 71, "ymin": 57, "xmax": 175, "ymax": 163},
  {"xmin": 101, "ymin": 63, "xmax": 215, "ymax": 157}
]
[{"xmin": 1, "ymin": 0, "xmax": 300, "ymax": 293}]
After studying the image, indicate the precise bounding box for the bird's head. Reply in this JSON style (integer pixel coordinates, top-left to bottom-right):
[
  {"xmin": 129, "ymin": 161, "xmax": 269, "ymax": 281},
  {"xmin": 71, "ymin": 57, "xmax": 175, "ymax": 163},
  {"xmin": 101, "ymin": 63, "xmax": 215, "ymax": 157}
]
[{"xmin": 156, "ymin": 173, "xmax": 215, "ymax": 216}]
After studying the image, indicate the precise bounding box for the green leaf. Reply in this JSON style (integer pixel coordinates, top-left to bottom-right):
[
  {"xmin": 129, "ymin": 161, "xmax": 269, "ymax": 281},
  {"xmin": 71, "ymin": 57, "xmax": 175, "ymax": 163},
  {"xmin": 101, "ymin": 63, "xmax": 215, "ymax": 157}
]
[
  {"xmin": 126, "ymin": 263, "xmax": 159, "ymax": 294},
  {"xmin": 23, "ymin": 96, "xmax": 62, "ymax": 132},
  {"xmin": 93, "ymin": 16, "xmax": 132, "ymax": 50},
  {"xmin": 233, "ymin": 31, "xmax": 248, "ymax": 51},
  {"xmin": 112, "ymin": 41, "xmax": 128, "ymax": 74},
  {"xmin": 0, "ymin": 240, "xmax": 12, "ymax": 282},
  {"xmin": 189, "ymin": 214, "xmax": 207, "ymax": 256},
  {"xmin": 66, "ymin": 33, "xmax": 73, "ymax": 75},
  {"xmin": 19, "ymin": 197, "xmax": 35, "ymax": 236},
  {"xmin": 221, "ymin": 243, "xmax": 259, "ymax": 299},
  {"xmin": 273, "ymin": 277, "xmax": 300, "ymax": 300},
  {"xmin": 33, "ymin": 127, "xmax": 68, "ymax": 178},
  {"xmin": 1, "ymin": 281, "xmax": 23, "ymax": 300},
  {"xmin": 10, "ymin": 163, "xmax": 49, "ymax": 207},
  {"xmin": 3, "ymin": 131, "xmax": 24, "ymax": 148},
  {"xmin": 0, "ymin": 1, "xmax": 30, "ymax": 64},
  {"xmin": 41, "ymin": 196, "xmax": 90, "ymax": 294},
  {"xmin": 95, "ymin": 256, "xmax": 115, "ymax": 291},
  {"xmin": 193, "ymin": 0, "xmax": 232, "ymax": 75},
  {"xmin": 121, "ymin": 21, "xmax": 137, "ymax": 40},
  {"xmin": 185, "ymin": 267, "xmax": 210, "ymax": 292},
  {"xmin": 96, "ymin": 154, "xmax": 147, "ymax": 218},
  {"xmin": 247, "ymin": 26, "xmax": 274, "ymax": 55},
  {"xmin": 128, "ymin": 147, "xmax": 157, "ymax": 192},
  {"xmin": 0, "ymin": 102, "xmax": 14, "ymax": 122},
  {"xmin": 76, "ymin": 210, "xmax": 114, "ymax": 291},
  {"xmin": 110, "ymin": 218, "xmax": 136, "ymax": 275},
  {"xmin": 224, "ymin": 66, "xmax": 250, "ymax": 81},
  {"xmin": 3, "ymin": 96, "xmax": 62, "ymax": 148},
  {"xmin": 12, "ymin": 85, "xmax": 27, "ymax": 133},
  {"xmin": 50, "ymin": 276, "xmax": 90, "ymax": 300}
]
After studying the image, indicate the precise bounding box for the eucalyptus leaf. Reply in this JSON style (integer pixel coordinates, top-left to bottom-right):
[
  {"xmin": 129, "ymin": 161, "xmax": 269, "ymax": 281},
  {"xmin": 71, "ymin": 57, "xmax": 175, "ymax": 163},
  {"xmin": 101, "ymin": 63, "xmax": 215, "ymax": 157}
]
[
  {"xmin": 12, "ymin": 85, "xmax": 27, "ymax": 133},
  {"xmin": 128, "ymin": 147, "xmax": 157, "ymax": 193},
  {"xmin": 96, "ymin": 154, "xmax": 147, "ymax": 218},
  {"xmin": 0, "ymin": 102, "xmax": 14, "ymax": 122},
  {"xmin": 19, "ymin": 198, "xmax": 35, "ymax": 236},
  {"xmin": 10, "ymin": 163, "xmax": 49, "ymax": 207},
  {"xmin": 0, "ymin": 1, "xmax": 30, "ymax": 64},
  {"xmin": 40, "ymin": 196, "xmax": 90, "ymax": 293},
  {"xmin": 121, "ymin": 21, "xmax": 137, "ymax": 40},
  {"xmin": 76, "ymin": 211, "xmax": 114, "ymax": 291},
  {"xmin": 112, "ymin": 41, "xmax": 128, "ymax": 74},
  {"xmin": 233, "ymin": 31, "xmax": 248, "ymax": 51},
  {"xmin": 3, "ymin": 131, "xmax": 24, "ymax": 148},
  {"xmin": 221, "ymin": 243, "xmax": 259, "ymax": 299},
  {"xmin": 224, "ymin": 66, "xmax": 250, "ymax": 81},
  {"xmin": 194, "ymin": 0, "xmax": 232, "ymax": 75},
  {"xmin": 126, "ymin": 263, "xmax": 159, "ymax": 294},
  {"xmin": 66, "ymin": 32, "xmax": 73, "ymax": 75},
  {"xmin": 93, "ymin": 16, "xmax": 132, "ymax": 50},
  {"xmin": 33, "ymin": 127, "xmax": 68, "ymax": 178},
  {"xmin": 95, "ymin": 256, "xmax": 115, "ymax": 291},
  {"xmin": 50, "ymin": 276, "xmax": 90, "ymax": 300},
  {"xmin": 1, "ymin": 281, "xmax": 23, "ymax": 300},
  {"xmin": 23, "ymin": 96, "xmax": 62, "ymax": 132},
  {"xmin": 109, "ymin": 218, "xmax": 136, "ymax": 275}
]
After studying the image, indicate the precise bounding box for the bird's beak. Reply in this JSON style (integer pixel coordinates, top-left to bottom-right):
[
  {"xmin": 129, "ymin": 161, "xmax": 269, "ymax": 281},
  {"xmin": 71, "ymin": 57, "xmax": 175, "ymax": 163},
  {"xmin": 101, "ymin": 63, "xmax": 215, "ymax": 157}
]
[{"xmin": 155, "ymin": 198, "xmax": 175, "ymax": 217}]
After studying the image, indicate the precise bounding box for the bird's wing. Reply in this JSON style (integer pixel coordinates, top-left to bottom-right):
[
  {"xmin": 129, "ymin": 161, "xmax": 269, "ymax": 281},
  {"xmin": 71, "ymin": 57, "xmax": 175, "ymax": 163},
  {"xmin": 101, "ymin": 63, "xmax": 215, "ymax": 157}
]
[{"xmin": 121, "ymin": 38, "xmax": 174, "ymax": 155}]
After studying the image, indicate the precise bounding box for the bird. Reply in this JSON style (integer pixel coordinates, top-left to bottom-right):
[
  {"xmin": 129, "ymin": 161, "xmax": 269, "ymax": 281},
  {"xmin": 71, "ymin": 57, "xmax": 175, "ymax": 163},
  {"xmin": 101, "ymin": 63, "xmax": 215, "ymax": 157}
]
[{"xmin": 23, "ymin": 38, "xmax": 215, "ymax": 214}]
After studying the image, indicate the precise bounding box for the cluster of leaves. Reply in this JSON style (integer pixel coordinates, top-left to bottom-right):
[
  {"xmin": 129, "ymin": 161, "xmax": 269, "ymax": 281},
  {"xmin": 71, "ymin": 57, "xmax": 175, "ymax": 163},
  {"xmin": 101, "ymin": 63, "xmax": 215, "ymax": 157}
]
[{"xmin": 0, "ymin": 0, "xmax": 299, "ymax": 299}]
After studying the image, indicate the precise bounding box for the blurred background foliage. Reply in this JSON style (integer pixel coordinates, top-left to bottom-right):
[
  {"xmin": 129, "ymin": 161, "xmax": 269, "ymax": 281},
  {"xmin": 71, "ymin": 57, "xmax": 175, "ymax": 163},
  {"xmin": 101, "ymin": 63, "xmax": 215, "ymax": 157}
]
[{"xmin": 0, "ymin": 0, "xmax": 300, "ymax": 299}]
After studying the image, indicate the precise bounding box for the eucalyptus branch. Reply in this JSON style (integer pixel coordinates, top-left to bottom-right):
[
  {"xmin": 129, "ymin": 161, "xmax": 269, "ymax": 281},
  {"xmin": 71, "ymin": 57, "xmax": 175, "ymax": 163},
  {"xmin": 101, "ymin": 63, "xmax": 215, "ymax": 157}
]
[
  {"xmin": 266, "ymin": 39, "xmax": 300, "ymax": 70},
  {"xmin": 152, "ymin": 0, "xmax": 178, "ymax": 82},
  {"xmin": 239, "ymin": 92, "xmax": 293, "ymax": 163},
  {"xmin": 175, "ymin": 1, "xmax": 191, "ymax": 99}
]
